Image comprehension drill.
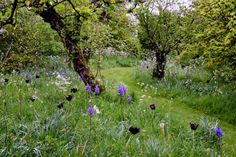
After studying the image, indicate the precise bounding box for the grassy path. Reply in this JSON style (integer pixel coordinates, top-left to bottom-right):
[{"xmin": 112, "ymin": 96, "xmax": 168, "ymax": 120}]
[{"xmin": 103, "ymin": 67, "xmax": 236, "ymax": 155}]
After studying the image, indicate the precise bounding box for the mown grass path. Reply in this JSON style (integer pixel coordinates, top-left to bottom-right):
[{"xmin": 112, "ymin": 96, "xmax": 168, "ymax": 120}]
[{"xmin": 103, "ymin": 67, "xmax": 236, "ymax": 155}]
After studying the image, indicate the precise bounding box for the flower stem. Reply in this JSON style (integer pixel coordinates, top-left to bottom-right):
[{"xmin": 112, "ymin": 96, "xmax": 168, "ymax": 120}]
[
  {"xmin": 89, "ymin": 116, "xmax": 92, "ymax": 131},
  {"xmin": 4, "ymin": 102, "xmax": 8, "ymax": 148}
]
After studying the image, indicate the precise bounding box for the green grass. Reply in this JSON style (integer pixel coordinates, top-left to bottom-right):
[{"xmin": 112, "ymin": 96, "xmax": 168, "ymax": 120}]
[
  {"xmin": 103, "ymin": 67, "xmax": 236, "ymax": 155},
  {"xmin": 0, "ymin": 57, "xmax": 236, "ymax": 156},
  {"xmin": 133, "ymin": 64, "xmax": 236, "ymax": 125}
]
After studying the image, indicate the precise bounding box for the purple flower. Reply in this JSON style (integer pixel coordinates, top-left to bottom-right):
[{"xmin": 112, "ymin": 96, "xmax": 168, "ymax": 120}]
[
  {"xmin": 127, "ymin": 97, "xmax": 132, "ymax": 102},
  {"xmin": 87, "ymin": 106, "xmax": 94, "ymax": 117},
  {"xmin": 117, "ymin": 85, "xmax": 127, "ymax": 96},
  {"xmin": 79, "ymin": 76, "xmax": 83, "ymax": 82},
  {"xmin": 0, "ymin": 29, "xmax": 4, "ymax": 34},
  {"xmin": 215, "ymin": 127, "xmax": 223, "ymax": 137},
  {"xmin": 24, "ymin": 71, "xmax": 32, "ymax": 81},
  {"xmin": 59, "ymin": 70, "xmax": 66, "ymax": 76},
  {"xmin": 55, "ymin": 61, "xmax": 59, "ymax": 67},
  {"xmin": 95, "ymin": 85, "xmax": 100, "ymax": 95},
  {"xmin": 86, "ymin": 84, "xmax": 91, "ymax": 93}
]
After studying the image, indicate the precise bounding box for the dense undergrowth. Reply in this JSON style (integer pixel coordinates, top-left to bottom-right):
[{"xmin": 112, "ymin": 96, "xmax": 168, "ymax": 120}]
[{"xmin": 0, "ymin": 56, "xmax": 235, "ymax": 156}]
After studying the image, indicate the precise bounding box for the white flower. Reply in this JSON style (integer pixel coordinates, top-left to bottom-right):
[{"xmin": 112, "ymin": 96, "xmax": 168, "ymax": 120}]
[
  {"xmin": 160, "ymin": 122, "xmax": 165, "ymax": 129},
  {"xmin": 94, "ymin": 105, "xmax": 101, "ymax": 114},
  {"xmin": 32, "ymin": 95, "xmax": 38, "ymax": 99}
]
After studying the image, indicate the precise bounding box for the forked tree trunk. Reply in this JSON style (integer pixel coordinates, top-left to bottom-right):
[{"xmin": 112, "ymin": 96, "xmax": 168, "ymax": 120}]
[
  {"xmin": 38, "ymin": 6, "xmax": 104, "ymax": 91},
  {"xmin": 153, "ymin": 51, "xmax": 166, "ymax": 79}
]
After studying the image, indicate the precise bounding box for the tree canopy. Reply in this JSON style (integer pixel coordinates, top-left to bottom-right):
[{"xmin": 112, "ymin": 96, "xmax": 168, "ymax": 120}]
[{"xmin": 180, "ymin": 0, "xmax": 236, "ymax": 80}]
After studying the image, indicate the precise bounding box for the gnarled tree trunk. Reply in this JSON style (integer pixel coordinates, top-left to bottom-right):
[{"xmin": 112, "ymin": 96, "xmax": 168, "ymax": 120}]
[{"xmin": 38, "ymin": 6, "xmax": 104, "ymax": 91}]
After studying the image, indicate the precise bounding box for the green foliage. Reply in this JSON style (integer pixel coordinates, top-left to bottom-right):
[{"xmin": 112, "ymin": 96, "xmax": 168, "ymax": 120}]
[
  {"xmin": 13, "ymin": 8, "xmax": 64, "ymax": 55},
  {"xmin": 89, "ymin": 56, "xmax": 139, "ymax": 70},
  {"xmin": 0, "ymin": 54, "xmax": 38, "ymax": 73},
  {"xmin": 79, "ymin": 6, "xmax": 141, "ymax": 59},
  {"xmin": 180, "ymin": 0, "xmax": 236, "ymax": 81},
  {"xmin": 136, "ymin": 1, "xmax": 181, "ymax": 78},
  {"xmin": 137, "ymin": 1, "xmax": 180, "ymax": 54},
  {"xmin": 0, "ymin": 8, "xmax": 65, "ymax": 73}
]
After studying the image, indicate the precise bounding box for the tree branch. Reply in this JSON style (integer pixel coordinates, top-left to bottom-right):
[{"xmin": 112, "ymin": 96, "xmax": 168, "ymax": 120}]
[
  {"xmin": 1, "ymin": 41, "xmax": 13, "ymax": 63},
  {"xmin": 67, "ymin": 0, "xmax": 81, "ymax": 18},
  {"xmin": 0, "ymin": 0, "xmax": 18, "ymax": 28}
]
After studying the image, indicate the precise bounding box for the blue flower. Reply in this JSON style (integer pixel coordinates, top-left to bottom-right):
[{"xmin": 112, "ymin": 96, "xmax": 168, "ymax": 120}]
[
  {"xmin": 127, "ymin": 97, "xmax": 132, "ymax": 102},
  {"xmin": 0, "ymin": 29, "xmax": 4, "ymax": 34},
  {"xmin": 87, "ymin": 106, "xmax": 94, "ymax": 117},
  {"xmin": 59, "ymin": 70, "xmax": 66, "ymax": 76},
  {"xmin": 55, "ymin": 61, "xmax": 59, "ymax": 67},
  {"xmin": 95, "ymin": 85, "xmax": 100, "ymax": 95},
  {"xmin": 86, "ymin": 84, "xmax": 91, "ymax": 93},
  {"xmin": 79, "ymin": 76, "xmax": 83, "ymax": 82},
  {"xmin": 117, "ymin": 85, "xmax": 127, "ymax": 96},
  {"xmin": 24, "ymin": 71, "xmax": 32, "ymax": 81},
  {"xmin": 215, "ymin": 127, "xmax": 223, "ymax": 137}
]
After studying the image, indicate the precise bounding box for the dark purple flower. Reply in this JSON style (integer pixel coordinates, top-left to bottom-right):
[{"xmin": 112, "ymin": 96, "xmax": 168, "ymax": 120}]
[
  {"xmin": 57, "ymin": 102, "xmax": 64, "ymax": 109},
  {"xmin": 25, "ymin": 80, "xmax": 30, "ymax": 83},
  {"xmin": 127, "ymin": 97, "xmax": 132, "ymax": 102},
  {"xmin": 4, "ymin": 79, "xmax": 9, "ymax": 83},
  {"xmin": 149, "ymin": 104, "xmax": 156, "ymax": 110},
  {"xmin": 86, "ymin": 84, "xmax": 91, "ymax": 93},
  {"xmin": 215, "ymin": 127, "xmax": 223, "ymax": 137},
  {"xmin": 190, "ymin": 122, "xmax": 199, "ymax": 131},
  {"xmin": 87, "ymin": 106, "xmax": 94, "ymax": 117},
  {"xmin": 71, "ymin": 88, "xmax": 78, "ymax": 93},
  {"xmin": 66, "ymin": 95, "xmax": 73, "ymax": 101},
  {"xmin": 117, "ymin": 85, "xmax": 127, "ymax": 96},
  {"xmin": 129, "ymin": 127, "xmax": 140, "ymax": 135},
  {"xmin": 95, "ymin": 85, "xmax": 100, "ymax": 95}
]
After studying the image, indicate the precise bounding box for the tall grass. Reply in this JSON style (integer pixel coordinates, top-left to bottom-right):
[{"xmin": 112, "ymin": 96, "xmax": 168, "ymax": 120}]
[
  {"xmin": 133, "ymin": 61, "xmax": 236, "ymax": 125},
  {"xmin": 0, "ymin": 56, "xmax": 233, "ymax": 156}
]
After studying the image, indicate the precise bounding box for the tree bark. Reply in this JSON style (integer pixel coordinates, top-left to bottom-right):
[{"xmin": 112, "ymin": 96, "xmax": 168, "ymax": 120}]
[
  {"xmin": 153, "ymin": 51, "xmax": 166, "ymax": 79},
  {"xmin": 38, "ymin": 6, "xmax": 104, "ymax": 91}
]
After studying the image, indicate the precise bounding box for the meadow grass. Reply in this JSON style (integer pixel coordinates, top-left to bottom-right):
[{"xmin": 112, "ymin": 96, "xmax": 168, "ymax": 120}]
[
  {"xmin": 0, "ymin": 56, "xmax": 235, "ymax": 156},
  {"xmin": 133, "ymin": 63, "xmax": 236, "ymax": 125}
]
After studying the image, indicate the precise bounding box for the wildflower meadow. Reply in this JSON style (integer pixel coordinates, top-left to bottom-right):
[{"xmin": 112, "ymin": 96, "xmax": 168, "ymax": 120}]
[
  {"xmin": 1, "ymin": 0, "xmax": 236, "ymax": 156},
  {"xmin": 0, "ymin": 56, "xmax": 235, "ymax": 156}
]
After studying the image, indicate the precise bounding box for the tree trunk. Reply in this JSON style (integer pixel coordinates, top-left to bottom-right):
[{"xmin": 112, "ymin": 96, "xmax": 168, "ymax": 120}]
[
  {"xmin": 153, "ymin": 51, "xmax": 166, "ymax": 79},
  {"xmin": 38, "ymin": 6, "xmax": 104, "ymax": 91}
]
